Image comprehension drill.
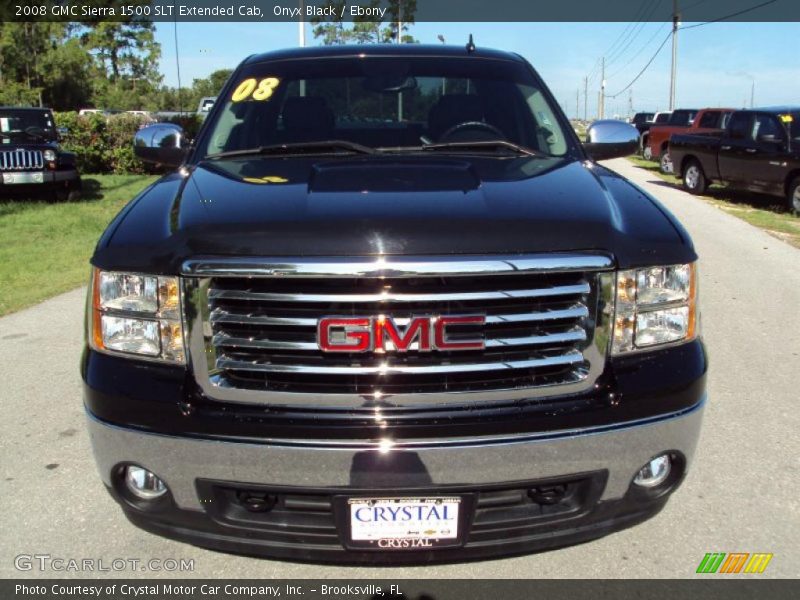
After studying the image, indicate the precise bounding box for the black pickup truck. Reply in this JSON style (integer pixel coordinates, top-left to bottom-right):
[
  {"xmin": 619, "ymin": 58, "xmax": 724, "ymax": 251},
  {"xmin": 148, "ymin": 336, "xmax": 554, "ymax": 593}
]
[
  {"xmin": 82, "ymin": 44, "xmax": 706, "ymax": 564},
  {"xmin": 670, "ymin": 107, "xmax": 800, "ymax": 213},
  {"xmin": 0, "ymin": 106, "xmax": 81, "ymax": 201}
]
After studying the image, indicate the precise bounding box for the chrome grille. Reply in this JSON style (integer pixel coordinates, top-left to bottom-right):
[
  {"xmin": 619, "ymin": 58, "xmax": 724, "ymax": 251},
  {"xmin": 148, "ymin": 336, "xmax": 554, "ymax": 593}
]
[
  {"xmin": 184, "ymin": 255, "xmax": 614, "ymax": 408},
  {"xmin": 0, "ymin": 149, "xmax": 44, "ymax": 171}
]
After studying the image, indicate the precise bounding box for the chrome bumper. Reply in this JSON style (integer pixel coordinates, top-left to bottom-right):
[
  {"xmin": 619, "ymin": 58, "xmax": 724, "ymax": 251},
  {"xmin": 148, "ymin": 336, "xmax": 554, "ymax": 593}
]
[{"xmin": 86, "ymin": 398, "xmax": 704, "ymax": 512}]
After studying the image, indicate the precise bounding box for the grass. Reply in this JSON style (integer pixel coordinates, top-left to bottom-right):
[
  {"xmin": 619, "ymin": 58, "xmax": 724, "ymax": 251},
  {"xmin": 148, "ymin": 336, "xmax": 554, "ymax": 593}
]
[
  {"xmin": 627, "ymin": 156, "xmax": 800, "ymax": 249},
  {"xmin": 0, "ymin": 174, "xmax": 157, "ymax": 316}
]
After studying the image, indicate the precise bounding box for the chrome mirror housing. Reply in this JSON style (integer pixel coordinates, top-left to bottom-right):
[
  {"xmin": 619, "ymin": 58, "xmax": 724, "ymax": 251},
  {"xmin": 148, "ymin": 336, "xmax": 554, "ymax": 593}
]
[
  {"xmin": 583, "ymin": 120, "xmax": 640, "ymax": 161},
  {"xmin": 134, "ymin": 123, "xmax": 188, "ymax": 167}
]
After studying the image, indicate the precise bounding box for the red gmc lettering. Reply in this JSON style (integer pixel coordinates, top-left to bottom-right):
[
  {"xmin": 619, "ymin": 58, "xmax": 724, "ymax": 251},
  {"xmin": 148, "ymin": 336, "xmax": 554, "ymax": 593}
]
[
  {"xmin": 374, "ymin": 317, "xmax": 431, "ymax": 352},
  {"xmin": 434, "ymin": 316, "xmax": 486, "ymax": 350},
  {"xmin": 317, "ymin": 317, "xmax": 371, "ymax": 352},
  {"xmin": 318, "ymin": 316, "xmax": 485, "ymax": 353}
]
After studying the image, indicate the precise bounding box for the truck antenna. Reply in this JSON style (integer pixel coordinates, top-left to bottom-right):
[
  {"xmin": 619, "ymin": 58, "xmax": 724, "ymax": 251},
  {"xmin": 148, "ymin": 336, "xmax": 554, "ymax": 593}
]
[{"xmin": 466, "ymin": 34, "xmax": 475, "ymax": 53}]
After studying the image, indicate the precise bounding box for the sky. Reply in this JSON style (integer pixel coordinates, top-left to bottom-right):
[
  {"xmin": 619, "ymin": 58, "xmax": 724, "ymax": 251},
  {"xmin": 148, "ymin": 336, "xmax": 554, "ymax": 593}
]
[{"xmin": 154, "ymin": 20, "xmax": 800, "ymax": 118}]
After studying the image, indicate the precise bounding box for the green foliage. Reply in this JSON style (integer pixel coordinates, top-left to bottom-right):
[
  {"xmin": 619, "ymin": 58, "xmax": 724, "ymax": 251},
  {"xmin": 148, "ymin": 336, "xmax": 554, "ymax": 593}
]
[
  {"xmin": 54, "ymin": 112, "xmax": 149, "ymax": 174},
  {"xmin": 162, "ymin": 114, "xmax": 204, "ymax": 139},
  {"xmin": 0, "ymin": 14, "xmax": 160, "ymax": 112},
  {"xmin": 312, "ymin": 0, "xmax": 417, "ymax": 45}
]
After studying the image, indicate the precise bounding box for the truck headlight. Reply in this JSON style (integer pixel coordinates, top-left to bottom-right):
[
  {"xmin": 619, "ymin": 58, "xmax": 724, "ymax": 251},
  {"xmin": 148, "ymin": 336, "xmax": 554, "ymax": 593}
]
[
  {"xmin": 88, "ymin": 268, "xmax": 185, "ymax": 364},
  {"xmin": 612, "ymin": 263, "xmax": 698, "ymax": 354}
]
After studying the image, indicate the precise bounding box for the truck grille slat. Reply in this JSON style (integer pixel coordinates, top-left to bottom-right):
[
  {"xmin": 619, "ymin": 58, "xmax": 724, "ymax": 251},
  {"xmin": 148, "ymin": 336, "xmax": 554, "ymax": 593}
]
[
  {"xmin": 212, "ymin": 327, "xmax": 587, "ymax": 352},
  {"xmin": 216, "ymin": 349, "xmax": 584, "ymax": 375},
  {"xmin": 0, "ymin": 149, "xmax": 44, "ymax": 171},
  {"xmin": 207, "ymin": 283, "xmax": 591, "ymax": 304},
  {"xmin": 209, "ymin": 303, "xmax": 590, "ymax": 327},
  {"xmin": 187, "ymin": 255, "xmax": 612, "ymax": 406}
]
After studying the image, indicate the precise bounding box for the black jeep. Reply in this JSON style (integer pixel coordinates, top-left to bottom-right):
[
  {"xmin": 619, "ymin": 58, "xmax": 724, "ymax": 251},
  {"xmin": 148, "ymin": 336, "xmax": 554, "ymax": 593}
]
[{"xmin": 0, "ymin": 107, "xmax": 81, "ymax": 201}]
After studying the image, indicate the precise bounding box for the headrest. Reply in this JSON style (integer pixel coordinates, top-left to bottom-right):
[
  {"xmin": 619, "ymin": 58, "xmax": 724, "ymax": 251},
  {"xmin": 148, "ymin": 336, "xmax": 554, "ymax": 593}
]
[{"xmin": 282, "ymin": 96, "xmax": 334, "ymax": 133}]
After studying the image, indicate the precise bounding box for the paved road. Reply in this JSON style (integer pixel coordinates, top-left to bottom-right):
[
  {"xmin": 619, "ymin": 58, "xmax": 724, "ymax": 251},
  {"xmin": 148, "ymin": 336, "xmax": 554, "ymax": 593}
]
[{"xmin": 1, "ymin": 158, "xmax": 798, "ymax": 579}]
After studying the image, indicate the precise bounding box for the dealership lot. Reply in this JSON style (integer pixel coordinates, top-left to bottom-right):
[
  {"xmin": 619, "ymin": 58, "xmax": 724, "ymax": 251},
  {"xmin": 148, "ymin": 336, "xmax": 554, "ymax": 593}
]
[{"xmin": 0, "ymin": 158, "xmax": 797, "ymax": 578}]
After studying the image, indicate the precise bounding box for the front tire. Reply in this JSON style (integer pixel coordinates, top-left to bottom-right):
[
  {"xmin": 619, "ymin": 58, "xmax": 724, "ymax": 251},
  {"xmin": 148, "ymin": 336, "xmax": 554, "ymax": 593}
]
[
  {"xmin": 788, "ymin": 176, "xmax": 800, "ymax": 216},
  {"xmin": 659, "ymin": 150, "xmax": 673, "ymax": 174},
  {"xmin": 683, "ymin": 159, "xmax": 708, "ymax": 195},
  {"xmin": 642, "ymin": 142, "xmax": 653, "ymax": 161}
]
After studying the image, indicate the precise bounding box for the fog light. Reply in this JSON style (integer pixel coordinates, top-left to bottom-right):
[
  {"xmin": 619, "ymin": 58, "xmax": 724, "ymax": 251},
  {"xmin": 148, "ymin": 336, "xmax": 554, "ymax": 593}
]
[
  {"xmin": 633, "ymin": 454, "xmax": 671, "ymax": 488},
  {"xmin": 124, "ymin": 465, "xmax": 167, "ymax": 499}
]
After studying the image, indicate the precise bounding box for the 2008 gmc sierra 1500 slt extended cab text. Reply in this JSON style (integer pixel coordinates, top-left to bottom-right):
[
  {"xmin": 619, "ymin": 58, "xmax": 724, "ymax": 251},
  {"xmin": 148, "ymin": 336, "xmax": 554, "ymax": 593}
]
[{"xmin": 82, "ymin": 45, "xmax": 706, "ymax": 564}]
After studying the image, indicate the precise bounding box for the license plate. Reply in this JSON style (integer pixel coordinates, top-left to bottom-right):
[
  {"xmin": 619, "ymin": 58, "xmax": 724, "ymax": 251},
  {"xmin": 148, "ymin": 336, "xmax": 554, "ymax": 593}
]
[
  {"xmin": 2, "ymin": 171, "xmax": 44, "ymax": 184},
  {"xmin": 347, "ymin": 497, "xmax": 461, "ymax": 550}
]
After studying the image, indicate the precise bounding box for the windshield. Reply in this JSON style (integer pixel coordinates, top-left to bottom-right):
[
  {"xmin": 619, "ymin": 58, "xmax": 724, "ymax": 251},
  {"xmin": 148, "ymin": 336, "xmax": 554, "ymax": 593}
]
[
  {"xmin": 197, "ymin": 55, "xmax": 571, "ymax": 158},
  {"xmin": 783, "ymin": 113, "xmax": 800, "ymax": 141},
  {"xmin": 670, "ymin": 110, "xmax": 698, "ymax": 126},
  {"xmin": 0, "ymin": 110, "xmax": 56, "ymax": 142}
]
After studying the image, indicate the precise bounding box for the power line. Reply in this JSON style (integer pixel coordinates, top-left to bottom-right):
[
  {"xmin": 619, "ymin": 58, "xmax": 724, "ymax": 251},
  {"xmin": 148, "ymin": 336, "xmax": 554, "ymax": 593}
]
[
  {"xmin": 604, "ymin": 0, "xmax": 779, "ymax": 100},
  {"xmin": 680, "ymin": 0, "xmax": 778, "ymax": 30},
  {"xmin": 610, "ymin": 22, "xmax": 669, "ymax": 79},
  {"xmin": 586, "ymin": 0, "xmax": 659, "ymax": 88},
  {"xmin": 602, "ymin": 0, "xmax": 655, "ymax": 59},
  {"xmin": 605, "ymin": 0, "xmax": 662, "ymax": 67},
  {"xmin": 605, "ymin": 30, "xmax": 672, "ymax": 99}
]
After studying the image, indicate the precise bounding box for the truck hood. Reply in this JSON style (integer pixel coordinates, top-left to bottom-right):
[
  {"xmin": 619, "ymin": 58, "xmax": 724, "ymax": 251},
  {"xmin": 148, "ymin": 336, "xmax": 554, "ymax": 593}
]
[{"xmin": 94, "ymin": 154, "xmax": 695, "ymax": 273}]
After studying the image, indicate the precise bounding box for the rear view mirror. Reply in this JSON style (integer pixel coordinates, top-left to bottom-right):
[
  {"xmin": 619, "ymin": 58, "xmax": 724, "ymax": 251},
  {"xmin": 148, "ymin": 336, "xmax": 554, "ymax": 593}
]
[
  {"xmin": 362, "ymin": 75, "xmax": 418, "ymax": 94},
  {"xmin": 134, "ymin": 123, "xmax": 188, "ymax": 167},
  {"xmin": 583, "ymin": 120, "xmax": 639, "ymax": 161}
]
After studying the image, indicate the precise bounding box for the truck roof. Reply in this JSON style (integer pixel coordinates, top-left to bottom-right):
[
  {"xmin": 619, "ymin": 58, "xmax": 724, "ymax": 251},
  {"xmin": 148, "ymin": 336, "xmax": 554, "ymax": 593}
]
[
  {"xmin": 0, "ymin": 106, "xmax": 52, "ymax": 111},
  {"xmin": 750, "ymin": 105, "xmax": 800, "ymax": 114},
  {"xmin": 244, "ymin": 44, "xmax": 524, "ymax": 65}
]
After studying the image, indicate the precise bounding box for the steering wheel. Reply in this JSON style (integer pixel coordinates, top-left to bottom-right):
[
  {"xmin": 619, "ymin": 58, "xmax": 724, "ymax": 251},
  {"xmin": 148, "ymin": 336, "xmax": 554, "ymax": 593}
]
[{"xmin": 438, "ymin": 121, "xmax": 505, "ymax": 142}]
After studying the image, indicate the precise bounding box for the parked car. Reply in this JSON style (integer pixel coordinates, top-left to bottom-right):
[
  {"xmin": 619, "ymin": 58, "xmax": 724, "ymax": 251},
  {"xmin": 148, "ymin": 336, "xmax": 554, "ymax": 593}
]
[
  {"xmin": 640, "ymin": 111, "xmax": 672, "ymax": 159},
  {"xmin": 197, "ymin": 96, "xmax": 216, "ymax": 120},
  {"xmin": 670, "ymin": 107, "xmax": 800, "ymax": 212},
  {"xmin": 648, "ymin": 108, "xmax": 733, "ymax": 174},
  {"xmin": 0, "ymin": 106, "xmax": 81, "ymax": 201},
  {"xmin": 630, "ymin": 112, "xmax": 655, "ymax": 133},
  {"xmin": 644, "ymin": 109, "xmax": 698, "ymax": 163},
  {"xmin": 83, "ymin": 44, "xmax": 706, "ymax": 563}
]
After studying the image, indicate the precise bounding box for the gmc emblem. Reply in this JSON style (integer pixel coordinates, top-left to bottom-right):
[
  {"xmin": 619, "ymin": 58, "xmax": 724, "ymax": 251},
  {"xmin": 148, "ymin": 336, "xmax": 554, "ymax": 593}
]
[{"xmin": 317, "ymin": 315, "xmax": 486, "ymax": 353}]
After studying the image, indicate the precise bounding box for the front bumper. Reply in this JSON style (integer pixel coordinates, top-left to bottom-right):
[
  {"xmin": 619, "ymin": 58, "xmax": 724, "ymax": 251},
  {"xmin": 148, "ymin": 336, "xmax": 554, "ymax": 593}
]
[
  {"xmin": 0, "ymin": 168, "xmax": 80, "ymax": 195},
  {"xmin": 86, "ymin": 398, "xmax": 704, "ymax": 563}
]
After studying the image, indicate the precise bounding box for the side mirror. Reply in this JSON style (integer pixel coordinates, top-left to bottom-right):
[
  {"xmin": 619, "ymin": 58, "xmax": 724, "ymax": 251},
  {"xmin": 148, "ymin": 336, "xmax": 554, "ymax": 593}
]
[
  {"xmin": 134, "ymin": 123, "xmax": 188, "ymax": 167},
  {"xmin": 758, "ymin": 134, "xmax": 785, "ymax": 146},
  {"xmin": 583, "ymin": 119, "xmax": 640, "ymax": 161}
]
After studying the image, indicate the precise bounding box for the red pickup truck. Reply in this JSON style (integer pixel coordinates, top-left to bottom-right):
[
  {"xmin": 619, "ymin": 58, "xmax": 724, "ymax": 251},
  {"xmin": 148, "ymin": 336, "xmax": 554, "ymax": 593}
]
[{"xmin": 647, "ymin": 108, "xmax": 734, "ymax": 173}]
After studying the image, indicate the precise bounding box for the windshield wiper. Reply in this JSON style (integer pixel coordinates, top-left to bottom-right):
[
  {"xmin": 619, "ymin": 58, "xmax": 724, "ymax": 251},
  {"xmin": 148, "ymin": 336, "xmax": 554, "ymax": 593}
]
[
  {"xmin": 205, "ymin": 140, "xmax": 376, "ymax": 160},
  {"xmin": 421, "ymin": 140, "xmax": 542, "ymax": 156}
]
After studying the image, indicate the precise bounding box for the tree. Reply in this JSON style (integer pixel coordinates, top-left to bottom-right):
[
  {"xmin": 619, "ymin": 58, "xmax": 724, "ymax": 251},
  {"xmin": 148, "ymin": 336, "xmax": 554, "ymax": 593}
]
[
  {"xmin": 0, "ymin": 6, "xmax": 162, "ymax": 111},
  {"xmin": 39, "ymin": 37, "xmax": 95, "ymax": 110},
  {"xmin": 312, "ymin": 0, "xmax": 417, "ymax": 45},
  {"xmin": 192, "ymin": 69, "xmax": 234, "ymax": 100}
]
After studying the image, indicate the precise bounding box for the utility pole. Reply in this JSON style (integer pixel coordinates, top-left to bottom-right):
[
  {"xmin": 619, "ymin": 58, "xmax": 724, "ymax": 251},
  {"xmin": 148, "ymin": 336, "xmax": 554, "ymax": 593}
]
[
  {"xmin": 583, "ymin": 76, "xmax": 588, "ymax": 121},
  {"xmin": 576, "ymin": 89, "xmax": 579, "ymax": 120},
  {"xmin": 298, "ymin": 0, "xmax": 306, "ymax": 97},
  {"xmin": 599, "ymin": 57, "xmax": 605, "ymax": 119},
  {"xmin": 750, "ymin": 80, "xmax": 755, "ymax": 108},
  {"xmin": 669, "ymin": 0, "xmax": 679, "ymax": 110},
  {"xmin": 628, "ymin": 89, "xmax": 633, "ymax": 119},
  {"xmin": 298, "ymin": 0, "xmax": 305, "ymax": 47},
  {"xmin": 397, "ymin": 1, "xmax": 403, "ymax": 121}
]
